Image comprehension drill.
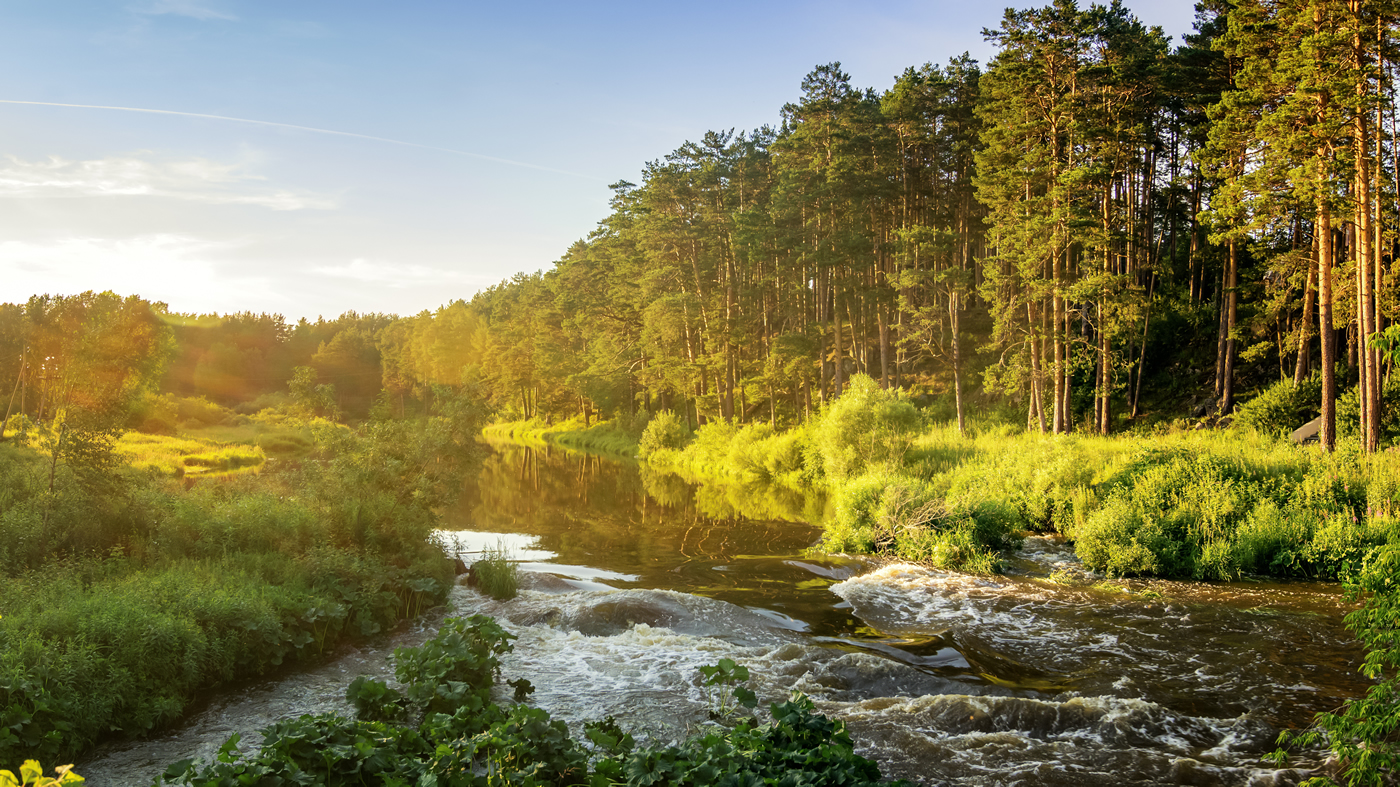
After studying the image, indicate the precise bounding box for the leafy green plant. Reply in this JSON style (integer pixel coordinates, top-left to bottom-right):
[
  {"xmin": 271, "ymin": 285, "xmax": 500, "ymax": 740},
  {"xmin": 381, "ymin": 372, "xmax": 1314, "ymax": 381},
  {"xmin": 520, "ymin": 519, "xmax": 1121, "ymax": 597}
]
[
  {"xmin": 1271, "ymin": 543, "xmax": 1400, "ymax": 785},
  {"xmin": 638, "ymin": 410, "xmax": 690, "ymax": 458},
  {"xmin": 0, "ymin": 761, "xmax": 82, "ymax": 787},
  {"xmin": 698, "ymin": 658, "xmax": 758, "ymax": 720},
  {"xmin": 1233, "ymin": 376, "xmax": 1321, "ymax": 437}
]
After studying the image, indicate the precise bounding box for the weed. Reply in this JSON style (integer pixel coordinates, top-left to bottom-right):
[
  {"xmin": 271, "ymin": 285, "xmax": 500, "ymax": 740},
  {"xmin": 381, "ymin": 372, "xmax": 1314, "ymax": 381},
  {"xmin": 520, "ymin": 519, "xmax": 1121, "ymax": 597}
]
[{"xmin": 698, "ymin": 658, "xmax": 758, "ymax": 721}]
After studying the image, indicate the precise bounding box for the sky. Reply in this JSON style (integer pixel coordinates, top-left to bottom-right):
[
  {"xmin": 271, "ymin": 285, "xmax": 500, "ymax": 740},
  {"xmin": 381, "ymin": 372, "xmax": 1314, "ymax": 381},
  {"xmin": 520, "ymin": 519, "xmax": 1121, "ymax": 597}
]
[{"xmin": 0, "ymin": 0, "xmax": 1197, "ymax": 322}]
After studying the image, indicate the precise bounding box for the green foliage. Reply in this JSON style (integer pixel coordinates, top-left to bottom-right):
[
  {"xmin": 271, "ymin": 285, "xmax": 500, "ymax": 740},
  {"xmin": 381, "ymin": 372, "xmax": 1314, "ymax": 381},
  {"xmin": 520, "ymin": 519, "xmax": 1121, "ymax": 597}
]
[
  {"xmin": 0, "ymin": 404, "xmax": 483, "ymax": 765},
  {"xmin": 483, "ymin": 418, "xmax": 642, "ymax": 458},
  {"xmin": 471, "ymin": 543, "xmax": 519, "ymax": 602},
  {"xmin": 807, "ymin": 375, "xmax": 919, "ymax": 482},
  {"xmin": 637, "ymin": 410, "xmax": 689, "ymax": 458},
  {"xmin": 825, "ymin": 471, "xmax": 1018, "ymax": 573},
  {"xmin": 697, "ymin": 658, "xmax": 757, "ymax": 720},
  {"xmin": 158, "ymin": 618, "xmax": 902, "ymax": 787},
  {"xmin": 1234, "ymin": 376, "xmax": 1322, "ymax": 436},
  {"xmin": 0, "ymin": 760, "xmax": 82, "ymax": 786},
  {"xmin": 115, "ymin": 432, "xmax": 265, "ymax": 478}
]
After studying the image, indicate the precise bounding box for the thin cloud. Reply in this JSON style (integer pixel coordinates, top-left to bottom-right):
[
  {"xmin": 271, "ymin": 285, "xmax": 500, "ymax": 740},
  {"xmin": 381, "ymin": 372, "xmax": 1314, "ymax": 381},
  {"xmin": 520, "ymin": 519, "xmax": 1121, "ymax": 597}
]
[
  {"xmin": 0, "ymin": 235, "xmax": 282, "ymax": 314},
  {"xmin": 128, "ymin": 0, "xmax": 237, "ymax": 21},
  {"xmin": 312, "ymin": 259, "xmax": 497, "ymax": 289},
  {"xmin": 0, "ymin": 154, "xmax": 338, "ymax": 210},
  {"xmin": 0, "ymin": 100, "xmax": 600, "ymax": 180}
]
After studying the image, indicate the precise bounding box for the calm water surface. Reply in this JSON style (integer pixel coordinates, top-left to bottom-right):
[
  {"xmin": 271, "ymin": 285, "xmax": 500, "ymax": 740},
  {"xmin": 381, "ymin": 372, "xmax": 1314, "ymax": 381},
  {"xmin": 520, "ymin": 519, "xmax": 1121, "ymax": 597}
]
[{"xmin": 81, "ymin": 443, "xmax": 1368, "ymax": 786}]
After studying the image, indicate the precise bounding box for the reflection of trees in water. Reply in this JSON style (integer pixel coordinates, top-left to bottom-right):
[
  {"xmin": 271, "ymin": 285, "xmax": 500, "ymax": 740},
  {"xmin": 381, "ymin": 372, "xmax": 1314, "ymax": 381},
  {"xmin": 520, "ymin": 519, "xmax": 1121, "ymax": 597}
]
[{"xmin": 450, "ymin": 445, "xmax": 821, "ymax": 573}]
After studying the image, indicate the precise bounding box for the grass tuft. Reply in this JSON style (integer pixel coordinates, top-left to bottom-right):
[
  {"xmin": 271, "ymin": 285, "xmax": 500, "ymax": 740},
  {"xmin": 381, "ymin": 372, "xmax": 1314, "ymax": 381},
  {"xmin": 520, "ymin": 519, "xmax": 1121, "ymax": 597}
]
[{"xmin": 473, "ymin": 543, "xmax": 518, "ymax": 601}]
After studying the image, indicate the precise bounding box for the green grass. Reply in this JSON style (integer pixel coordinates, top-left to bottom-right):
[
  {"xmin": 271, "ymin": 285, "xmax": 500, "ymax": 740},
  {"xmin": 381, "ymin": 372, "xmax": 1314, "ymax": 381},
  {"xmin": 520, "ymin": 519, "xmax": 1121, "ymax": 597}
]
[
  {"xmin": 0, "ymin": 411, "xmax": 481, "ymax": 766},
  {"xmin": 115, "ymin": 432, "xmax": 266, "ymax": 477},
  {"xmin": 472, "ymin": 543, "xmax": 518, "ymax": 601}
]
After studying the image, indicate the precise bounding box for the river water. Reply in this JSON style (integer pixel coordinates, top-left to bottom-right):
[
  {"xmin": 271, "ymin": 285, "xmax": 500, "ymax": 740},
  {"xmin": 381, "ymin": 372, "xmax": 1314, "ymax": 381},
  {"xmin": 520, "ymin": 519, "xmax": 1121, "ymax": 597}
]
[{"xmin": 81, "ymin": 444, "xmax": 1368, "ymax": 786}]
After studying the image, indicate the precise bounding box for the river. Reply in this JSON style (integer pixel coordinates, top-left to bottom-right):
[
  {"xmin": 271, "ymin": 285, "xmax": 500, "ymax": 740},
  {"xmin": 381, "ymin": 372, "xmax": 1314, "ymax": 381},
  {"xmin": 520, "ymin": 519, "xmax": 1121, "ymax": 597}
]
[{"xmin": 80, "ymin": 443, "xmax": 1368, "ymax": 786}]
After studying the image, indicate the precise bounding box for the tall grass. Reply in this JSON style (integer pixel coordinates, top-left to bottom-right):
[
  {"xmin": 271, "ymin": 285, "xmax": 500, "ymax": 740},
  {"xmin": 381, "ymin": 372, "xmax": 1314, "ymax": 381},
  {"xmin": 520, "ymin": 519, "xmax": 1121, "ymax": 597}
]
[
  {"xmin": 0, "ymin": 407, "xmax": 483, "ymax": 765},
  {"xmin": 116, "ymin": 432, "xmax": 266, "ymax": 477},
  {"xmin": 471, "ymin": 543, "xmax": 518, "ymax": 601}
]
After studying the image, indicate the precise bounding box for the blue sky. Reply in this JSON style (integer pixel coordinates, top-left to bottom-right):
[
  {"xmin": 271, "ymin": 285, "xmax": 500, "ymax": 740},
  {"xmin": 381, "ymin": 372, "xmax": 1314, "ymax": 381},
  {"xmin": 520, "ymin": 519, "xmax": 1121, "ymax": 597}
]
[{"xmin": 0, "ymin": 0, "xmax": 1196, "ymax": 320}]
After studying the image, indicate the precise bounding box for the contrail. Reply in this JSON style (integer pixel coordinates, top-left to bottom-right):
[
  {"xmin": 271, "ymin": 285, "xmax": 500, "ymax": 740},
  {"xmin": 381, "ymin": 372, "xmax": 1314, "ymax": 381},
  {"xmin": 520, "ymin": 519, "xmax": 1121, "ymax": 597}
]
[{"xmin": 0, "ymin": 99, "xmax": 600, "ymax": 180}]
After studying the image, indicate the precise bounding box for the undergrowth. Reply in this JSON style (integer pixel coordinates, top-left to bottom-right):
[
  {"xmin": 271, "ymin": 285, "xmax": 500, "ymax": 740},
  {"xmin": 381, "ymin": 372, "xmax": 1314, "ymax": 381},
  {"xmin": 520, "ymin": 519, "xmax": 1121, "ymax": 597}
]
[
  {"xmin": 472, "ymin": 543, "xmax": 519, "ymax": 601},
  {"xmin": 483, "ymin": 416, "xmax": 644, "ymax": 458}
]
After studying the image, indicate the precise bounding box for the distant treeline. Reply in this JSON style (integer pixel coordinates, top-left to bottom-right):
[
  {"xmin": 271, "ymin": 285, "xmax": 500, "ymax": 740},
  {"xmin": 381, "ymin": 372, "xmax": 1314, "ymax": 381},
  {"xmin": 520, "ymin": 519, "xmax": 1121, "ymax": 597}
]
[{"xmin": 3, "ymin": 0, "xmax": 1400, "ymax": 449}]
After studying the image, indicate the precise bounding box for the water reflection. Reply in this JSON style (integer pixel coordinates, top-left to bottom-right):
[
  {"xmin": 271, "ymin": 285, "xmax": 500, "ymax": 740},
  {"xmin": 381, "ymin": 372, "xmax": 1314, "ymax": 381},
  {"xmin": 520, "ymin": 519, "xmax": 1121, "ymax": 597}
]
[{"xmin": 442, "ymin": 443, "xmax": 865, "ymax": 634}]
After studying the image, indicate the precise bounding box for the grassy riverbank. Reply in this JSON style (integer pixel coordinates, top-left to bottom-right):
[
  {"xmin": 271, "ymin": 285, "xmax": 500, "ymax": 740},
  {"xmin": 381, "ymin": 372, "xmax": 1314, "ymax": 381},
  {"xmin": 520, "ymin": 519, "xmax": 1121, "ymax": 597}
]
[
  {"xmin": 483, "ymin": 416, "xmax": 642, "ymax": 457},
  {"xmin": 0, "ymin": 414, "xmax": 481, "ymax": 766},
  {"xmin": 633, "ymin": 375, "xmax": 1400, "ymax": 579}
]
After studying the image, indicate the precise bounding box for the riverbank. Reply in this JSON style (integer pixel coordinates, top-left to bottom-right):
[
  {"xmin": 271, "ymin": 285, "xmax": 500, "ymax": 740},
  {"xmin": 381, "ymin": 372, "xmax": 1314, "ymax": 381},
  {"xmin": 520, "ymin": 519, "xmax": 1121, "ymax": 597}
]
[
  {"xmin": 0, "ymin": 415, "xmax": 480, "ymax": 767},
  {"xmin": 489, "ymin": 376, "xmax": 1400, "ymax": 582},
  {"xmin": 482, "ymin": 417, "xmax": 641, "ymax": 457}
]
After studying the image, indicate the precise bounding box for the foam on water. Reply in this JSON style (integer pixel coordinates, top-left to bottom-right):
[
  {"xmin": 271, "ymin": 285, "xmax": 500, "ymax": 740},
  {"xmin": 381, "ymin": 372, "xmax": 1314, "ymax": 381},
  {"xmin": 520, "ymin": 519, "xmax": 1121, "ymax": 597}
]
[
  {"xmin": 828, "ymin": 559, "xmax": 1357, "ymax": 725},
  {"xmin": 452, "ymin": 581, "xmax": 1326, "ymax": 786},
  {"xmin": 79, "ymin": 565, "xmax": 1340, "ymax": 787}
]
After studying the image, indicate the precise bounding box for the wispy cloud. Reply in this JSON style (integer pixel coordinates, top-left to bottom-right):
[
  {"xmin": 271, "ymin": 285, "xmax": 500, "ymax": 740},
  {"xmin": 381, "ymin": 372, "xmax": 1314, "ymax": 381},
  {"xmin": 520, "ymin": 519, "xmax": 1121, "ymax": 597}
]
[
  {"xmin": 0, "ymin": 154, "xmax": 338, "ymax": 211},
  {"xmin": 0, "ymin": 100, "xmax": 601, "ymax": 180},
  {"xmin": 0, "ymin": 235, "xmax": 281, "ymax": 314},
  {"xmin": 128, "ymin": 0, "xmax": 237, "ymax": 21},
  {"xmin": 312, "ymin": 259, "xmax": 497, "ymax": 289}
]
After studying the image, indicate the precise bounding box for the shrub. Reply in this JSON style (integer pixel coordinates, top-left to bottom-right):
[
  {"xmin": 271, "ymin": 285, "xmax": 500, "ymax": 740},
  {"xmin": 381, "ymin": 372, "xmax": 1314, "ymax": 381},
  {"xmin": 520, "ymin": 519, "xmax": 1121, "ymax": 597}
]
[
  {"xmin": 641, "ymin": 406, "xmax": 694, "ymax": 456},
  {"xmin": 807, "ymin": 374, "xmax": 919, "ymax": 482},
  {"xmin": 825, "ymin": 471, "xmax": 1018, "ymax": 573},
  {"xmin": 1234, "ymin": 375, "xmax": 1321, "ymax": 437},
  {"xmin": 1337, "ymin": 377, "xmax": 1400, "ymax": 445}
]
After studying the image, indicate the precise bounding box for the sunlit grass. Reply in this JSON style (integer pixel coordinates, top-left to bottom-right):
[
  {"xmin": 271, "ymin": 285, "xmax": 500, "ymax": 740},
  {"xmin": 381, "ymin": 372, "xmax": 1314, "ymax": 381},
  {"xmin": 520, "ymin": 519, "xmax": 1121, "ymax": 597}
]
[
  {"xmin": 181, "ymin": 422, "xmax": 315, "ymax": 459},
  {"xmin": 483, "ymin": 417, "xmax": 639, "ymax": 457},
  {"xmin": 116, "ymin": 432, "xmax": 266, "ymax": 477}
]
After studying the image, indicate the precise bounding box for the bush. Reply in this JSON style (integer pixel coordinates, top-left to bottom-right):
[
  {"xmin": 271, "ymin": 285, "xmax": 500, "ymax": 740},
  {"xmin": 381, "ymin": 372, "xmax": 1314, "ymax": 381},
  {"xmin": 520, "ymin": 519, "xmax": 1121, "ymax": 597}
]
[
  {"xmin": 1234, "ymin": 375, "xmax": 1321, "ymax": 437},
  {"xmin": 807, "ymin": 375, "xmax": 919, "ymax": 482},
  {"xmin": 1337, "ymin": 376, "xmax": 1400, "ymax": 445},
  {"xmin": 825, "ymin": 471, "xmax": 1018, "ymax": 573}
]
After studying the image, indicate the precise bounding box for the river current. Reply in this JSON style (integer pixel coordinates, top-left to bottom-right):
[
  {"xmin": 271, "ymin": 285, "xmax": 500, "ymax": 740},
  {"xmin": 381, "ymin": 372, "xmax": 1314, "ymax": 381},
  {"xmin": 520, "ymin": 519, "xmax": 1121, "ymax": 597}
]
[{"xmin": 81, "ymin": 444, "xmax": 1367, "ymax": 786}]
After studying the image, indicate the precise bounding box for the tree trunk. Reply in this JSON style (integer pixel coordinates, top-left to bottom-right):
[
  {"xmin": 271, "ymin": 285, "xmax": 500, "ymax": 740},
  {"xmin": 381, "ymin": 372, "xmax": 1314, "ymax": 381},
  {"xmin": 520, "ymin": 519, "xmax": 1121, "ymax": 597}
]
[
  {"xmin": 1221, "ymin": 237, "xmax": 1239, "ymax": 415},
  {"xmin": 1319, "ymin": 204, "xmax": 1337, "ymax": 451},
  {"xmin": 1296, "ymin": 231, "xmax": 1317, "ymax": 384}
]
